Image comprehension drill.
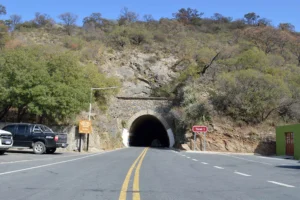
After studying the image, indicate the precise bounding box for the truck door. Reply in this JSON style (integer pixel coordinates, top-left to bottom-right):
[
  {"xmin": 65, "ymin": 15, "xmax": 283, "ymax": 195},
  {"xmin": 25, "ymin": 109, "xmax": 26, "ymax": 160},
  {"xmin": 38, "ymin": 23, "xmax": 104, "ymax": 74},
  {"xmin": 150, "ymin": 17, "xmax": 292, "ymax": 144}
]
[{"xmin": 15, "ymin": 125, "xmax": 31, "ymax": 147}]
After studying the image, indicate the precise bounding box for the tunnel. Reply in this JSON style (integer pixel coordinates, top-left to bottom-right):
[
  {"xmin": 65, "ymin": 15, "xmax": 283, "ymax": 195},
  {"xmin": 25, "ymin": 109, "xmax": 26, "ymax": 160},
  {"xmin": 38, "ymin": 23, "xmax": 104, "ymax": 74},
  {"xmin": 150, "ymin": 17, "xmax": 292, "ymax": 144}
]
[{"xmin": 129, "ymin": 115, "xmax": 170, "ymax": 147}]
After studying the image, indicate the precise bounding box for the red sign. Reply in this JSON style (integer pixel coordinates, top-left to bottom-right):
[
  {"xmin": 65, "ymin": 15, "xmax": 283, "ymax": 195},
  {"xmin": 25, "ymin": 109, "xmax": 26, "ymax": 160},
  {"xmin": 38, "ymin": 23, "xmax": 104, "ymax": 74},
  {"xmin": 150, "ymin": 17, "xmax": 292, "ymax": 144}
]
[{"xmin": 192, "ymin": 126, "xmax": 208, "ymax": 133}]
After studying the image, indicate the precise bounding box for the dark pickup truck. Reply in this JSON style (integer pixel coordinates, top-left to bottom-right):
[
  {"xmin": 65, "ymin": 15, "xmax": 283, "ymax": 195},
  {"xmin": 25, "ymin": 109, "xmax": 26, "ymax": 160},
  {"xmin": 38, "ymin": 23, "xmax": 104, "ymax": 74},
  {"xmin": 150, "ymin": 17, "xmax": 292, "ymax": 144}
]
[{"xmin": 2, "ymin": 123, "xmax": 68, "ymax": 154}]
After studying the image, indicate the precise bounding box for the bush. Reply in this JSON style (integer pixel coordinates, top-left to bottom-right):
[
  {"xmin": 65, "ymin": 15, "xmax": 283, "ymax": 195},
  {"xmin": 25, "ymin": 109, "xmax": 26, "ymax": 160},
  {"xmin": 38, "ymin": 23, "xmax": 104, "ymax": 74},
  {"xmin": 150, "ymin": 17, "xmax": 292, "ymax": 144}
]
[
  {"xmin": 64, "ymin": 37, "xmax": 84, "ymax": 50},
  {"xmin": 212, "ymin": 69, "xmax": 291, "ymax": 123}
]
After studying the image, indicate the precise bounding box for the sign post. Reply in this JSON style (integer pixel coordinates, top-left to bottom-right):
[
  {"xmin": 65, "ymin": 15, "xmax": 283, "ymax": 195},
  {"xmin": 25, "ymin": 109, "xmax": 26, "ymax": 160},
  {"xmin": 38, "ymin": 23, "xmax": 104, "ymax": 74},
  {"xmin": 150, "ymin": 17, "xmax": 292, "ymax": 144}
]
[
  {"xmin": 192, "ymin": 126, "xmax": 208, "ymax": 151},
  {"xmin": 79, "ymin": 120, "xmax": 92, "ymax": 152}
]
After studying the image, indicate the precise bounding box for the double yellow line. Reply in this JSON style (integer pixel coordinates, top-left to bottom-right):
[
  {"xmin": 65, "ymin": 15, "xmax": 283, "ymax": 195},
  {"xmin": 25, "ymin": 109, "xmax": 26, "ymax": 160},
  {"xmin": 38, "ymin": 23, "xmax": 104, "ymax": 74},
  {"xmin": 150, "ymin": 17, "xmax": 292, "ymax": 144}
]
[{"xmin": 119, "ymin": 148, "xmax": 149, "ymax": 200}]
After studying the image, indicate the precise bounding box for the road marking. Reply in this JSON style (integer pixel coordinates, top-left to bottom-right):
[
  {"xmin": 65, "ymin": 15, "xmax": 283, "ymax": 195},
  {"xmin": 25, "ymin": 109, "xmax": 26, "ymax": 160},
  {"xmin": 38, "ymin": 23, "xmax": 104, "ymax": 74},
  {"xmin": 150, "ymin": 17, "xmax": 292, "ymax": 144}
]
[
  {"xmin": 0, "ymin": 151, "xmax": 111, "ymax": 176},
  {"xmin": 182, "ymin": 155, "xmax": 186, "ymax": 157},
  {"xmin": 222, "ymin": 154, "xmax": 272, "ymax": 166},
  {"xmin": 133, "ymin": 148, "xmax": 149, "ymax": 200},
  {"xmin": 0, "ymin": 154, "xmax": 84, "ymax": 165},
  {"xmin": 192, "ymin": 159, "xmax": 198, "ymax": 161},
  {"xmin": 119, "ymin": 148, "xmax": 147, "ymax": 200},
  {"xmin": 186, "ymin": 157, "xmax": 191, "ymax": 159},
  {"xmin": 234, "ymin": 172, "xmax": 251, "ymax": 177},
  {"xmin": 267, "ymin": 181, "xmax": 295, "ymax": 188},
  {"xmin": 214, "ymin": 166, "xmax": 224, "ymax": 169},
  {"xmin": 201, "ymin": 162, "xmax": 208, "ymax": 165}
]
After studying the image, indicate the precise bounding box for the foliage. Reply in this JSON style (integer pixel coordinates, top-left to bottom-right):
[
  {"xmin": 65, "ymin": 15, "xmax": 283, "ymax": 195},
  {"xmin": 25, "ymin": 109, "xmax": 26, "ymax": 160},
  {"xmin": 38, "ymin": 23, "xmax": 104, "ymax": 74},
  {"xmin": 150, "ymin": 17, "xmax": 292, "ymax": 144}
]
[
  {"xmin": 173, "ymin": 8, "xmax": 203, "ymax": 25},
  {"xmin": 0, "ymin": 47, "xmax": 119, "ymax": 122},
  {"xmin": 118, "ymin": 7, "xmax": 139, "ymax": 25},
  {"xmin": 58, "ymin": 12, "xmax": 78, "ymax": 35},
  {"xmin": 212, "ymin": 69, "xmax": 291, "ymax": 123},
  {"xmin": 0, "ymin": 4, "xmax": 6, "ymax": 16}
]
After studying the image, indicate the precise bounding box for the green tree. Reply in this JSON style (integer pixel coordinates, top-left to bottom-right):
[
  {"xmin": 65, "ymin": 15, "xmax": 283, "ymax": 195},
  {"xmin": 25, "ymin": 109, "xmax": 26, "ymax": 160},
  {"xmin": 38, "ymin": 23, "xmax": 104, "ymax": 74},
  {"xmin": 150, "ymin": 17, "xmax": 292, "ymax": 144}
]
[
  {"xmin": 213, "ymin": 69, "xmax": 291, "ymax": 123},
  {"xmin": 244, "ymin": 12, "xmax": 260, "ymax": 25}
]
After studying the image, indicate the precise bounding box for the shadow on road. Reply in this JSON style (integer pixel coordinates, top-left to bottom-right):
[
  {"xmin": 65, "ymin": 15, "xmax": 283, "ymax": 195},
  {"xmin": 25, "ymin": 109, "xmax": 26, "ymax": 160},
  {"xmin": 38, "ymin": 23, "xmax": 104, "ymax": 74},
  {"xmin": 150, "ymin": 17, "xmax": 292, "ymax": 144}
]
[
  {"xmin": 7, "ymin": 150, "xmax": 63, "ymax": 155},
  {"xmin": 276, "ymin": 165, "xmax": 300, "ymax": 169}
]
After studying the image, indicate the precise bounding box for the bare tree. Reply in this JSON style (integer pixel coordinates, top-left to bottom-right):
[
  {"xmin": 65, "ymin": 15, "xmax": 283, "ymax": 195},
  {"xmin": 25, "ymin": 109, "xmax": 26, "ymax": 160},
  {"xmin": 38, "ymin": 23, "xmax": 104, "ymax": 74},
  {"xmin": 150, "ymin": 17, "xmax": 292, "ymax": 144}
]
[
  {"xmin": 119, "ymin": 7, "xmax": 139, "ymax": 25},
  {"xmin": 143, "ymin": 14, "xmax": 155, "ymax": 22},
  {"xmin": 33, "ymin": 12, "xmax": 54, "ymax": 27},
  {"xmin": 58, "ymin": 12, "xmax": 78, "ymax": 35},
  {"xmin": 0, "ymin": 4, "xmax": 6, "ymax": 16},
  {"xmin": 10, "ymin": 14, "xmax": 22, "ymax": 30},
  {"xmin": 278, "ymin": 23, "xmax": 295, "ymax": 32}
]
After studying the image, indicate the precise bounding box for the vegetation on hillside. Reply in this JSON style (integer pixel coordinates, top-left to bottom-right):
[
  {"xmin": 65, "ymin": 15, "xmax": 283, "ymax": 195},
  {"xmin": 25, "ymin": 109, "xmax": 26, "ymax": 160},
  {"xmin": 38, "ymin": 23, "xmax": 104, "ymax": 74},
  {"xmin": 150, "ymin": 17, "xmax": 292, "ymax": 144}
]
[{"xmin": 0, "ymin": 4, "xmax": 300, "ymax": 127}]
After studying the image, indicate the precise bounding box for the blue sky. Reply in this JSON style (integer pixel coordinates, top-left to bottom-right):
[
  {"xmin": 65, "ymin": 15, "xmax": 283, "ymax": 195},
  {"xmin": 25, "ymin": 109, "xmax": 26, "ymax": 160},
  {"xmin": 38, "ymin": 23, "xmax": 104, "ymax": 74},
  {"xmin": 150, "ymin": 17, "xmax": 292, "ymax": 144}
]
[{"xmin": 1, "ymin": 0, "xmax": 299, "ymax": 31}]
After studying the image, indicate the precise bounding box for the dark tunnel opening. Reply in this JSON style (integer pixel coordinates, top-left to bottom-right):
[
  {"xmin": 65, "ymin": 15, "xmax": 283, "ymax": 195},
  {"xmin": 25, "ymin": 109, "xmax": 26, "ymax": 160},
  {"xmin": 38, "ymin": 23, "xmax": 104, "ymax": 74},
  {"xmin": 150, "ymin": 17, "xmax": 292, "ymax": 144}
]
[{"xmin": 129, "ymin": 115, "xmax": 169, "ymax": 147}]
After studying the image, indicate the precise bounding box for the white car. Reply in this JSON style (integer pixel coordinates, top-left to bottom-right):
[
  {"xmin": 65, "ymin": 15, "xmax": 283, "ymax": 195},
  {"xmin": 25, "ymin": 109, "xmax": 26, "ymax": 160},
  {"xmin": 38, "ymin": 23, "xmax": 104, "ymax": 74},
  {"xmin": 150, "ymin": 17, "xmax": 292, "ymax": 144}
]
[{"xmin": 0, "ymin": 129, "xmax": 13, "ymax": 155}]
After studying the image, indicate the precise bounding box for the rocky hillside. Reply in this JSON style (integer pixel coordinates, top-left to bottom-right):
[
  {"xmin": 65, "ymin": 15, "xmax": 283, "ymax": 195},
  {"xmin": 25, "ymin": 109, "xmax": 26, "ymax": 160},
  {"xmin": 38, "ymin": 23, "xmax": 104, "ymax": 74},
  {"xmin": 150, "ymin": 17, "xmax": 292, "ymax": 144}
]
[{"xmin": 1, "ymin": 8, "xmax": 300, "ymax": 153}]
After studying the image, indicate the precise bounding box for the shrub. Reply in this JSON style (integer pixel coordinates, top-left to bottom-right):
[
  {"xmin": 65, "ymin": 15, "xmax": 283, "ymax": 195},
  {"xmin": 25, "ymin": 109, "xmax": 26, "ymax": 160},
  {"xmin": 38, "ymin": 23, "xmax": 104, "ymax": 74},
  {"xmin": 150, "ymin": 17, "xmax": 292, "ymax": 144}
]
[
  {"xmin": 64, "ymin": 37, "xmax": 84, "ymax": 50},
  {"xmin": 212, "ymin": 69, "xmax": 291, "ymax": 123}
]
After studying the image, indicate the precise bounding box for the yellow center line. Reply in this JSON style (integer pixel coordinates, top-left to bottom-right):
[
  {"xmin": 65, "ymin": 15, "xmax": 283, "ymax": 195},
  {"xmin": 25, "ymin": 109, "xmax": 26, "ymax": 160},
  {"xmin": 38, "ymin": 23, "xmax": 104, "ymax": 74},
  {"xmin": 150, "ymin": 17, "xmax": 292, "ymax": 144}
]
[
  {"xmin": 133, "ymin": 147, "xmax": 148, "ymax": 200},
  {"xmin": 119, "ymin": 148, "xmax": 148, "ymax": 200}
]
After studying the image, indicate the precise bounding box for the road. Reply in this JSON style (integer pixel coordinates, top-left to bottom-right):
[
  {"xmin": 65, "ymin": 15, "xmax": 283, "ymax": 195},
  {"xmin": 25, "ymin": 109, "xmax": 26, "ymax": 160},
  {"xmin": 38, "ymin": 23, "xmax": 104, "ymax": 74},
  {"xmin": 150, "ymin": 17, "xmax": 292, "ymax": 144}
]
[{"xmin": 1, "ymin": 148, "xmax": 300, "ymax": 200}]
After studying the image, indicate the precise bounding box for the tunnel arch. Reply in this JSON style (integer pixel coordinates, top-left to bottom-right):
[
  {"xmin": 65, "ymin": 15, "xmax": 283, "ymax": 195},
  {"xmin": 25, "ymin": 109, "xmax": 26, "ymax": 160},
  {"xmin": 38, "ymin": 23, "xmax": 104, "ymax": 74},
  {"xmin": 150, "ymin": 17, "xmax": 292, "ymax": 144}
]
[{"xmin": 122, "ymin": 110, "xmax": 175, "ymax": 148}]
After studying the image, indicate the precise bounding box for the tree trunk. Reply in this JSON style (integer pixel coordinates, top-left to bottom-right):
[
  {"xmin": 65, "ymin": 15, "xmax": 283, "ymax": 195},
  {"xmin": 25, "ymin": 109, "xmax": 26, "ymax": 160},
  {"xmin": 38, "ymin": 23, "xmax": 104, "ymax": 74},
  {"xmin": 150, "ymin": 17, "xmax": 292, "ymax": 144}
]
[
  {"xmin": 17, "ymin": 106, "xmax": 27, "ymax": 122},
  {"xmin": 0, "ymin": 106, "xmax": 11, "ymax": 120}
]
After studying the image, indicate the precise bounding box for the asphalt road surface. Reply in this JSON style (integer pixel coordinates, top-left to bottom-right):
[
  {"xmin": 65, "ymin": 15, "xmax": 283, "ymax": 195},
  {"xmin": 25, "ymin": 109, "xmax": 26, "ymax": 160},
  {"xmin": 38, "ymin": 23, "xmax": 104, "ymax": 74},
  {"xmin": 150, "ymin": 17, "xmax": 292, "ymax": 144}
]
[{"xmin": 1, "ymin": 148, "xmax": 300, "ymax": 200}]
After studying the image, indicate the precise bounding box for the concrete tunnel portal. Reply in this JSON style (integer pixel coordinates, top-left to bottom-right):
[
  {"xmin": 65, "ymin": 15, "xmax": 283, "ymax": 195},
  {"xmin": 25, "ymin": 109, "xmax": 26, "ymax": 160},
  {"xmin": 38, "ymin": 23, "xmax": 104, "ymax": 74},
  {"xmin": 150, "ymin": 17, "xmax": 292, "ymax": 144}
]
[
  {"xmin": 122, "ymin": 110, "xmax": 175, "ymax": 148},
  {"xmin": 129, "ymin": 115, "xmax": 169, "ymax": 147}
]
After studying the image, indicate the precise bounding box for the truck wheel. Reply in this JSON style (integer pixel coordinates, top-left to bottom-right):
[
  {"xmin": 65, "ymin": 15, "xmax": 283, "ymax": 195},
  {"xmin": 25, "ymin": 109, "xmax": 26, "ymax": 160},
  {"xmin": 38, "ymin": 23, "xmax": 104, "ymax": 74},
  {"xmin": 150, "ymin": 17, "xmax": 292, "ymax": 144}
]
[
  {"xmin": 0, "ymin": 151, "xmax": 5, "ymax": 155},
  {"xmin": 33, "ymin": 142, "xmax": 46, "ymax": 154},
  {"xmin": 46, "ymin": 148, "xmax": 56, "ymax": 154}
]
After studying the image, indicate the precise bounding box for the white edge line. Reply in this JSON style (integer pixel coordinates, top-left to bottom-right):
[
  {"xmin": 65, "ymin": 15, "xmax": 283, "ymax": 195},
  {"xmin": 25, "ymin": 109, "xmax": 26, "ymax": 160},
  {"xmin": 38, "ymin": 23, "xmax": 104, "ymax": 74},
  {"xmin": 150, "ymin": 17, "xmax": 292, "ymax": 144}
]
[
  {"xmin": 214, "ymin": 166, "xmax": 224, "ymax": 169},
  {"xmin": 0, "ymin": 154, "xmax": 84, "ymax": 165},
  {"xmin": 222, "ymin": 154, "xmax": 272, "ymax": 166},
  {"xmin": 186, "ymin": 157, "xmax": 191, "ymax": 159},
  {"xmin": 267, "ymin": 181, "xmax": 295, "ymax": 188},
  {"xmin": 201, "ymin": 162, "xmax": 208, "ymax": 165},
  {"xmin": 234, "ymin": 172, "xmax": 251, "ymax": 177},
  {"xmin": 0, "ymin": 148, "xmax": 124, "ymax": 176},
  {"xmin": 192, "ymin": 159, "xmax": 198, "ymax": 161}
]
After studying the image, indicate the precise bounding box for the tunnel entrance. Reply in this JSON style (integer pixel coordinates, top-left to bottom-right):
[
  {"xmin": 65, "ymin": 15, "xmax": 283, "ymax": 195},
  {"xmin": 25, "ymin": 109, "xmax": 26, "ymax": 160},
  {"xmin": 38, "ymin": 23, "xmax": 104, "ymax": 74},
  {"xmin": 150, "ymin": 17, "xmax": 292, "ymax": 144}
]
[{"xmin": 129, "ymin": 115, "xmax": 169, "ymax": 147}]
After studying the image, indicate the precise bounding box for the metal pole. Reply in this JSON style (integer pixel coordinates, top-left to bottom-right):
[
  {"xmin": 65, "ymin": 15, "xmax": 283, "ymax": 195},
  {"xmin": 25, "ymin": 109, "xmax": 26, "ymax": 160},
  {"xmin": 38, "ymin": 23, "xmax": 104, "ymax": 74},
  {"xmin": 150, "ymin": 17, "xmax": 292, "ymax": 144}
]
[
  {"xmin": 79, "ymin": 134, "xmax": 82, "ymax": 152},
  {"xmin": 86, "ymin": 89, "xmax": 93, "ymax": 152},
  {"xmin": 193, "ymin": 132, "xmax": 196, "ymax": 151},
  {"xmin": 86, "ymin": 86, "xmax": 118, "ymax": 152},
  {"xmin": 204, "ymin": 132, "xmax": 206, "ymax": 151}
]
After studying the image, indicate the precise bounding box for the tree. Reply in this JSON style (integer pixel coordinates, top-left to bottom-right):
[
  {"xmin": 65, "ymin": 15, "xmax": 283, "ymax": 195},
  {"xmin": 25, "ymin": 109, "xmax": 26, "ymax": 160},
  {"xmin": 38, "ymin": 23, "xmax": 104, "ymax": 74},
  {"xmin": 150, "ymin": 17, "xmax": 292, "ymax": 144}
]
[
  {"xmin": 257, "ymin": 18, "xmax": 271, "ymax": 27},
  {"xmin": 289, "ymin": 35, "xmax": 300, "ymax": 66},
  {"xmin": 213, "ymin": 69, "xmax": 291, "ymax": 123},
  {"xmin": 33, "ymin": 12, "xmax": 54, "ymax": 27},
  {"xmin": 278, "ymin": 23, "xmax": 295, "ymax": 32},
  {"xmin": 0, "ymin": 46, "xmax": 119, "ymax": 122},
  {"xmin": 173, "ymin": 8, "xmax": 203, "ymax": 25},
  {"xmin": 143, "ymin": 14, "xmax": 155, "ymax": 22},
  {"xmin": 83, "ymin": 12, "xmax": 107, "ymax": 29},
  {"xmin": 0, "ymin": 22, "xmax": 9, "ymax": 49},
  {"xmin": 244, "ymin": 12, "xmax": 260, "ymax": 25},
  {"xmin": 58, "ymin": 12, "xmax": 78, "ymax": 35},
  {"xmin": 118, "ymin": 7, "xmax": 139, "ymax": 25},
  {"xmin": 9, "ymin": 15, "xmax": 22, "ymax": 30},
  {"xmin": 243, "ymin": 27, "xmax": 281, "ymax": 54},
  {"xmin": 212, "ymin": 13, "xmax": 232, "ymax": 23},
  {"xmin": 0, "ymin": 4, "xmax": 6, "ymax": 16}
]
